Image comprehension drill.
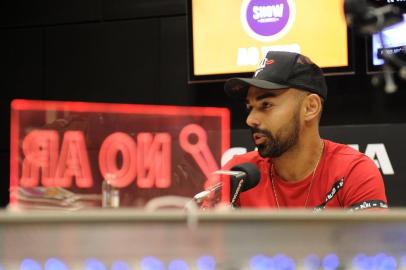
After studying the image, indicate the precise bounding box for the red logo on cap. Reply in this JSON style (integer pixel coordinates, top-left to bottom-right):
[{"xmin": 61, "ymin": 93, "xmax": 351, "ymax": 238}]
[{"xmin": 266, "ymin": 59, "xmax": 274, "ymax": 65}]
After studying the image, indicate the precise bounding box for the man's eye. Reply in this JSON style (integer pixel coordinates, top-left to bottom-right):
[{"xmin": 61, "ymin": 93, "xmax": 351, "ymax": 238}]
[{"xmin": 261, "ymin": 102, "xmax": 272, "ymax": 109}]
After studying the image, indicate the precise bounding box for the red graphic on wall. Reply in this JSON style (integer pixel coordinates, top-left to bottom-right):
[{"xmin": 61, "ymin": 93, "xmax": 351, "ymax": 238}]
[{"xmin": 10, "ymin": 99, "xmax": 229, "ymax": 208}]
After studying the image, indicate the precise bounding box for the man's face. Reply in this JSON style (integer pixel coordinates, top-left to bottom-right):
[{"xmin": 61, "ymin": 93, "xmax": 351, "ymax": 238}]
[{"xmin": 245, "ymin": 86, "xmax": 304, "ymax": 158}]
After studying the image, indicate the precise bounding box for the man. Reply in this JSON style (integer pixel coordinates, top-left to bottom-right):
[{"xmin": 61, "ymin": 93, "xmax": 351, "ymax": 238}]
[{"xmin": 223, "ymin": 51, "xmax": 387, "ymax": 210}]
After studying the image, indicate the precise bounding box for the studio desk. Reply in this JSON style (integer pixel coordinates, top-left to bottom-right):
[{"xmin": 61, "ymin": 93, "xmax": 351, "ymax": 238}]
[{"xmin": 1, "ymin": 209, "xmax": 406, "ymax": 270}]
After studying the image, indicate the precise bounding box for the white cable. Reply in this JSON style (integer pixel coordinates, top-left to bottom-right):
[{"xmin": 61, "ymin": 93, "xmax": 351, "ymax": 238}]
[{"xmin": 144, "ymin": 195, "xmax": 199, "ymax": 230}]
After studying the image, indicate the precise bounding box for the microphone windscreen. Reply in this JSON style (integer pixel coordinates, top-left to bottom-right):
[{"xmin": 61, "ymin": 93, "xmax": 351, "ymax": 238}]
[
  {"xmin": 230, "ymin": 163, "xmax": 260, "ymax": 192},
  {"xmin": 344, "ymin": 0, "xmax": 367, "ymax": 18}
]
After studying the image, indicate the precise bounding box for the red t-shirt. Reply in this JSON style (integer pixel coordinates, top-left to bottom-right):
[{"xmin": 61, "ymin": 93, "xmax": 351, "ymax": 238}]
[{"xmin": 222, "ymin": 139, "xmax": 388, "ymax": 210}]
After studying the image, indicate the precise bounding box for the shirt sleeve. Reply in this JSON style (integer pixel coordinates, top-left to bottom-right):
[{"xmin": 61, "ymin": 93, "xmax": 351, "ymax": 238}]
[{"xmin": 340, "ymin": 155, "xmax": 388, "ymax": 210}]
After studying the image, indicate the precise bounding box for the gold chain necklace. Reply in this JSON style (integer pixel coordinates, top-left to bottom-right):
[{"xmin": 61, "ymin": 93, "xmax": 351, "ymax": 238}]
[{"xmin": 270, "ymin": 141, "xmax": 324, "ymax": 208}]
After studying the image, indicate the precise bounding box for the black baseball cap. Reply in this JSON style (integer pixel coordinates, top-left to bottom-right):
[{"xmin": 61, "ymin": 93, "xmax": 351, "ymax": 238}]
[{"xmin": 224, "ymin": 51, "xmax": 328, "ymax": 100}]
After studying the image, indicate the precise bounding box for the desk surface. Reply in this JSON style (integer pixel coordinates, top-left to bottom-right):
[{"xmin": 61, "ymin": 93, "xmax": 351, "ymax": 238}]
[
  {"xmin": 1, "ymin": 208, "xmax": 406, "ymax": 223},
  {"xmin": 1, "ymin": 209, "xmax": 406, "ymax": 270}
]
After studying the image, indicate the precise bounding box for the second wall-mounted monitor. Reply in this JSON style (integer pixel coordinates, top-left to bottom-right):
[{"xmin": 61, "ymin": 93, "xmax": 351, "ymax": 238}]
[
  {"xmin": 188, "ymin": 0, "xmax": 353, "ymax": 82},
  {"xmin": 366, "ymin": 1, "xmax": 406, "ymax": 73}
]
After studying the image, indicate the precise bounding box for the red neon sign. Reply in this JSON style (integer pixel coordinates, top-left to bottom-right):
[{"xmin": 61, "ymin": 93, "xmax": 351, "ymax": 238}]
[{"xmin": 10, "ymin": 100, "xmax": 229, "ymax": 207}]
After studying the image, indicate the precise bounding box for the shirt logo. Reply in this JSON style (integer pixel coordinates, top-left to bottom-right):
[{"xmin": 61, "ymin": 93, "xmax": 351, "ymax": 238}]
[
  {"xmin": 254, "ymin": 56, "xmax": 273, "ymax": 77},
  {"xmin": 313, "ymin": 178, "xmax": 344, "ymax": 211},
  {"xmin": 241, "ymin": 0, "xmax": 296, "ymax": 42},
  {"xmin": 266, "ymin": 59, "xmax": 275, "ymax": 65}
]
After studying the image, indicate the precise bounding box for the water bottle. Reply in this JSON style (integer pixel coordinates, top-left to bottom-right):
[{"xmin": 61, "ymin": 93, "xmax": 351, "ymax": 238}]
[{"xmin": 102, "ymin": 173, "xmax": 120, "ymax": 208}]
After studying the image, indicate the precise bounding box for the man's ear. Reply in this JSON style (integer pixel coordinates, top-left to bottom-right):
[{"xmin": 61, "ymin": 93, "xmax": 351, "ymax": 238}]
[{"xmin": 303, "ymin": 94, "xmax": 321, "ymax": 121}]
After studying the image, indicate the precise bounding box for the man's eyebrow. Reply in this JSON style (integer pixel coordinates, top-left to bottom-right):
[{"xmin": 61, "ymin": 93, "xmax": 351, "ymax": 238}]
[{"xmin": 245, "ymin": 92, "xmax": 278, "ymax": 103}]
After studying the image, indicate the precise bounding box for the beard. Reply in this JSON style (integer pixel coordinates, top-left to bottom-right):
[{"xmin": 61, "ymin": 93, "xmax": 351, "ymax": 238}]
[{"xmin": 250, "ymin": 110, "xmax": 300, "ymax": 158}]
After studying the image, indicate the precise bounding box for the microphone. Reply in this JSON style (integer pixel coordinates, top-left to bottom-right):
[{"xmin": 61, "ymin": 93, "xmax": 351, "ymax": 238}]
[
  {"xmin": 192, "ymin": 182, "xmax": 222, "ymax": 205},
  {"xmin": 218, "ymin": 163, "xmax": 260, "ymax": 208},
  {"xmin": 192, "ymin": 163, "xmax": 260, "ymax": 208},
  {"xmin": 344, "ymin": 0, "xmax": 403, "ymax": 34}
]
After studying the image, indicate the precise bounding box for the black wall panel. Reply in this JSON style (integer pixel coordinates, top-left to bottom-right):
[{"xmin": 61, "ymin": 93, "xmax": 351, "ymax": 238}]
[
  {"xmin": 0, "ymin": 152, "xmax": 9, "ymax": 207},
  {"xmin": 45, "ymin": 20, "xmax": 161, "ymax": 103},
  {"xmin": 0, "ymin": 29, "xmax": 44, "ymax": 152},
  {"xmin": 157, "ymin": 16, "xmax": 191, "ymax": 105},
  {"xmin": 0, "ymin": 0, "xmax": 101, "ymax": 28},
  {"xmin": 322, "ymin": 75, "xmax": 406, "ymax": 126},
  {"xmin": 102, "ymin": 0, "xmax": 186, "ymax": 20},
  {"xmin": 0, "ymin": 29, "xmax": 43, "ymax": 97}
]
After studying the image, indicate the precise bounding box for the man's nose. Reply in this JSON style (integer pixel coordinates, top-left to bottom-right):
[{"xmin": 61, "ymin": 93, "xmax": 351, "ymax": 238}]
[{"xmin": 246, "ymin": 111, "xmax": 260, "ymax": 128}]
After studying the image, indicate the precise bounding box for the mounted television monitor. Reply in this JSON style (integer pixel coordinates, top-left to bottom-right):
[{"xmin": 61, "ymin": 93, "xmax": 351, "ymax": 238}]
[
  {"xmin": 187, "ymin": 0, "xmax": 353, "ymax": 83},
  {"xmin": 366, "ymin": 1, "xmax": 406, "ymax": 73}
]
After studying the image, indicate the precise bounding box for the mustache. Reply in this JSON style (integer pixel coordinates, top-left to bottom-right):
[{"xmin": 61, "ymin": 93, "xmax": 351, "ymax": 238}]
[{"xmin": 250, "ymin": 127, "xmax": 273, "ymax": 137}]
